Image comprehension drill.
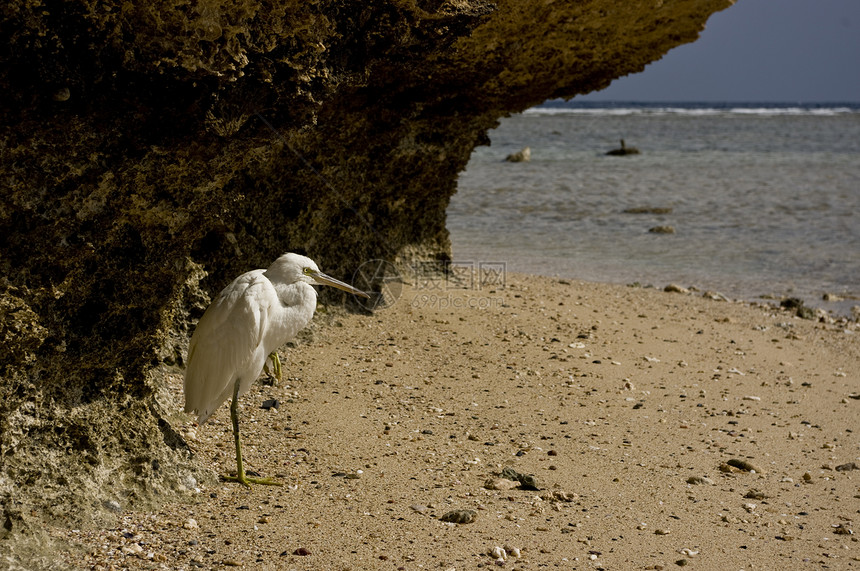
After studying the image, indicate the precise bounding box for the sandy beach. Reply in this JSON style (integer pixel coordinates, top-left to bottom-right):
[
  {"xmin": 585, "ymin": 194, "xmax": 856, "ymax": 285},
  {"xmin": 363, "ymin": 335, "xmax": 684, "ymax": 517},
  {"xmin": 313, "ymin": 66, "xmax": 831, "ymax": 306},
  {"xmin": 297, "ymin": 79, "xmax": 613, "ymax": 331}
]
[{"xmin": 48, "ymin": 274, "xmax": 859, "ymax": 570}]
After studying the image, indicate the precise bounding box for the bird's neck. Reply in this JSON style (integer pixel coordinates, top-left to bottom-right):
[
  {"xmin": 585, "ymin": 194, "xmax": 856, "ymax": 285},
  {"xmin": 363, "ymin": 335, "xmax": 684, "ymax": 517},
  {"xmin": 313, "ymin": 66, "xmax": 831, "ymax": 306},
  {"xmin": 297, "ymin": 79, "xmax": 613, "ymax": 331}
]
[{"xmin": 275, "ymin": 281, "xmax": 317, "ymax": 310}]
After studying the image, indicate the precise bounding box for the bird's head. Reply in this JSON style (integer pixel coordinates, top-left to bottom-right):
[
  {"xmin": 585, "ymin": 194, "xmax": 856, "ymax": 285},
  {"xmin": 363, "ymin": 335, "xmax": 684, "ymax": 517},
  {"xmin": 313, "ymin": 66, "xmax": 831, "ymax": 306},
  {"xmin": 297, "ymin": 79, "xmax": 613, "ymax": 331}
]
[{"xmin": 269, "ymin": 253, "xmax": 369, "ymax": 298}]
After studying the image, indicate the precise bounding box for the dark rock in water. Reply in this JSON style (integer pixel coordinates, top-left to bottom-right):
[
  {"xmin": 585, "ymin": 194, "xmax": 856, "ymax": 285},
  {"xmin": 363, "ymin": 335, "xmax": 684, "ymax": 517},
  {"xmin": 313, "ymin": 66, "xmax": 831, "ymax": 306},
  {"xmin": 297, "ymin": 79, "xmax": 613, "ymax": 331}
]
[
  {"xmin": 780, "ymin": 298, "xmax": 815, "ymax": 319},
  {"xmin": 624, "ymin": 206, "xmax": 673, "ymax": 214},
  {"xmin": 606, "ymin": 139, "xmax": 640, "ymax": 156},
  {"xmin": 649, "ymin": 225, "xmax": 675, "ymax": 234},
  {"xmin": 505, "ymin": 146, "xmax": 531, "ymax": 162}
]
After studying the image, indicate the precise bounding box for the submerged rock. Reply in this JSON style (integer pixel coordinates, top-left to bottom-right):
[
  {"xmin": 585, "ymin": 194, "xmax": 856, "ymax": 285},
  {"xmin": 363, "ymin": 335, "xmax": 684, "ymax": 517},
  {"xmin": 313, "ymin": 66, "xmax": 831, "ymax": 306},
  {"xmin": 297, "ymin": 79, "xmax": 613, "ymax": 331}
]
[
  {"xmin": 606, "ymin": 139, "xmax": 641, "ymax": 155},
  {"xmin": 505, "ymin": 147, "xmax": 532, "ymax": 162}
]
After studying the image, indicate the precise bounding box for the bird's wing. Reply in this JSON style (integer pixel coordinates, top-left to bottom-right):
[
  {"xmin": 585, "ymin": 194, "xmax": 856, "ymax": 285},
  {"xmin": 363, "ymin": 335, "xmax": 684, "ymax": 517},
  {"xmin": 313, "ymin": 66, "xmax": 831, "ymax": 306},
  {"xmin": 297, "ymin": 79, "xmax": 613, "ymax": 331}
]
[{"xmin": 184, "ymin": 270, "xmax": 275, "ymax": 423}]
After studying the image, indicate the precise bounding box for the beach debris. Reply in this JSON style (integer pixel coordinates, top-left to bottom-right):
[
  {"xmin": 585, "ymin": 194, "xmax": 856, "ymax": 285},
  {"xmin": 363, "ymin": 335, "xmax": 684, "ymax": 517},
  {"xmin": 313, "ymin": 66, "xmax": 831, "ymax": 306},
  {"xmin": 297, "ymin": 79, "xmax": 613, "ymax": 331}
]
[
  {"xmin": 606, "ymin": 139, "xmax": 640, "ymax": 155},
  {"xmin": 832, "ymin": 524, "xmax": 853, "ymax": 535},
  {"xmin": 500, "ymin": 466, "xmax": 541, "ymax": 490},
  {"xmin": 439, "ymin": 509, "xmax": 477, "ymax": 524},
  {"xmin": 504, "ymin": 147, "xmax": 531, "ymax": 162}
]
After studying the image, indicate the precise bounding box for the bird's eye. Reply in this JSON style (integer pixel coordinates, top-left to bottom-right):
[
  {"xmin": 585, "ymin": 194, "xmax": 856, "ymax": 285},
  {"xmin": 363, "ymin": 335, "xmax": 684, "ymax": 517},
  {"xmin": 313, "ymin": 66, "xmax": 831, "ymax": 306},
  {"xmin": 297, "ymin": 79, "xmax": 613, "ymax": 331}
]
[{"xmin": 303, "ymin": 267, "xmax": 313, "ymax": 275}]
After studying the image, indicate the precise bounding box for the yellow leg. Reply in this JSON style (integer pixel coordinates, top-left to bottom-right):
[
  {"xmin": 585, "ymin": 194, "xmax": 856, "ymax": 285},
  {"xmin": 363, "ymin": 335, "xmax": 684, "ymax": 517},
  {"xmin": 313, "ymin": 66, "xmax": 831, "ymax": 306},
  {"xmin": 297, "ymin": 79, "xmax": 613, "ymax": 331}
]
[
  {"xmin": 221, "ymin": 378, "xmax": 283, "ymax": 487},
  {"xmin": 262, "ymin": 351, "xmax": 282, "ymax": 386}
]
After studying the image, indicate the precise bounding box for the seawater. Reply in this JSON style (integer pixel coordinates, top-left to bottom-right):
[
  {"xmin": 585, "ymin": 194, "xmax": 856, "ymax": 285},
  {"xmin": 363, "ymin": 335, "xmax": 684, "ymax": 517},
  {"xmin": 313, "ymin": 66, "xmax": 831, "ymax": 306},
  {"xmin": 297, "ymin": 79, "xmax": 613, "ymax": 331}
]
[{"xmin": 448, "ymin": 102, "xmax": 860, "ymax": 315}]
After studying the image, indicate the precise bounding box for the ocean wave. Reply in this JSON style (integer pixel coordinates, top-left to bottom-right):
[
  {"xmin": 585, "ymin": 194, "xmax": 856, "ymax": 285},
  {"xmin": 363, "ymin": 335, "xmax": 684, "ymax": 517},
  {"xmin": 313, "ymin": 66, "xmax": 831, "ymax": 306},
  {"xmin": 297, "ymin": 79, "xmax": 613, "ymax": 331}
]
[{"xmin": 526, "ymin": 103, "xmax": 860, "ymax": 117}]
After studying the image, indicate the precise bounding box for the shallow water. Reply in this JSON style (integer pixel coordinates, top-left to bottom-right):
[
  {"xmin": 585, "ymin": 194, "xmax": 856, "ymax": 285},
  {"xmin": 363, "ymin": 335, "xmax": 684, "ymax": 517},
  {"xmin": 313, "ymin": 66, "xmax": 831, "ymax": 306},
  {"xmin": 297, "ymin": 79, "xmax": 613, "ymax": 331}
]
[{"xmin": 449, "ymin": 102, "xmax": 860, "ymax": 315}]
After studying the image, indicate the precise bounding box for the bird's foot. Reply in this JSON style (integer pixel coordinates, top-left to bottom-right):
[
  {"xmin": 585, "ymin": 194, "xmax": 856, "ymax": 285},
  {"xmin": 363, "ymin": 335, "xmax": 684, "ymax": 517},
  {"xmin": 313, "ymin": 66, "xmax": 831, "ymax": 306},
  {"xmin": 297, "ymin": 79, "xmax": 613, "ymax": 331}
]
[
  {"xmin": 222, "ymin": 472, "xmax": 284, "ymax": 487},
  {"xmin": 263, "ymin": 352, "xmax": 282, "ymax": 387}
]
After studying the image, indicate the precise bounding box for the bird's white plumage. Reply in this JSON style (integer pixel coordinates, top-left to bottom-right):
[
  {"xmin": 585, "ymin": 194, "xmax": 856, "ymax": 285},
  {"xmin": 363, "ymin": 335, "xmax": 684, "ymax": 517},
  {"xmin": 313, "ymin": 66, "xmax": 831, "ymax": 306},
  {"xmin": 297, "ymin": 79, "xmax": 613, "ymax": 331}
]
[{"xmin": 184, "ymin": 253, "xmax": 320, "ymax": 424}]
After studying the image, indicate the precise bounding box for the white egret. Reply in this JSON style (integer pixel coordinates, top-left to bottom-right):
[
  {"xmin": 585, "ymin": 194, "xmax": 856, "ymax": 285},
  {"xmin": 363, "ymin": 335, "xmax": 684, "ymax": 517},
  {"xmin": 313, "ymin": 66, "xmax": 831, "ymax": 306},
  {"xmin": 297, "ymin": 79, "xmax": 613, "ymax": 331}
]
[{"xmin": 184, "ymin": 253, "xmax": 369, "ymax": 486}]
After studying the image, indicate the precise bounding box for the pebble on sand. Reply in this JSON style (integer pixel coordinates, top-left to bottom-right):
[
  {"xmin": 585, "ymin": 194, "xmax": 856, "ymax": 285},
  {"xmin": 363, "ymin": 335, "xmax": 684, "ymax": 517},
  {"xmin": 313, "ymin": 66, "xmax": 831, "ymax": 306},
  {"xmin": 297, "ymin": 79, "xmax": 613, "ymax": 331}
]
[
  {"xmin": 485, "ymin": 477, "xmax": 520, "ymax": 490},
  {"xmin": 440, "ymin": 509, "xmax": 477, "ymax": 524},
  {"xmin": 725, "ymin": 458, "xmax": 764, "ymax": 473}
]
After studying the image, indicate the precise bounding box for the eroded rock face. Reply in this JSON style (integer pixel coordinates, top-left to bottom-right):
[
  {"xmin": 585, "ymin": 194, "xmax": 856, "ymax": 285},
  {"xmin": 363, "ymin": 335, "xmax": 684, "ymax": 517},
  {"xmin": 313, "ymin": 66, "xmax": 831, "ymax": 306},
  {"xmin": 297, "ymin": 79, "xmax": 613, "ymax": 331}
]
[{"xmin": 0, "ymin": 0, "xmax": 733, "ymax": 536}]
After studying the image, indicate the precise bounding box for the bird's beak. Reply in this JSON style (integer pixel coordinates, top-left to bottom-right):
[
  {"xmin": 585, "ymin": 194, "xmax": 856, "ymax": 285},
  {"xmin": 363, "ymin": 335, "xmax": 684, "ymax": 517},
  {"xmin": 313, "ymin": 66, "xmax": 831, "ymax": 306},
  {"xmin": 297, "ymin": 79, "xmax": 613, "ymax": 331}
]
[{"xmin": 311, "ymin": 271, "xmax": 371, "ymax": 298}]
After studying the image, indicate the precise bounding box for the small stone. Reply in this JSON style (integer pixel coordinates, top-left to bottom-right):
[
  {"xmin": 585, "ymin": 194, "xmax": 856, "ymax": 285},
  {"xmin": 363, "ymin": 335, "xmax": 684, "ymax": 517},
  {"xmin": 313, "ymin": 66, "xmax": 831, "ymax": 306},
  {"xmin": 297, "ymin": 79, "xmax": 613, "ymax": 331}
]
[
  {"xmin": 744, "ymin": 489, "xmax": 767, "ymax": 500},
  {"xmin": 500, "ymin": 466, "xmax": 540, "ymax": 490},
  {"xmin": 293, "ymin": 547, "xmax": 311, "ymax": 556},
  {"xmin": 802, "ymin": 472, "xmax": 813, "ymax": 482},
  {"xmin": 183, "ymin": 518, "xmax": 199, "ymax": 530},
  {"xmin": 122, "ymin": 543, "xmax": 143, "ymax": 556},
  {"xmin": 484, "ymin": 478, "xmax": 519, "ymax": 491},
  {"xmin": 743, "ymin": 503, "xmax": 757, "ymax": 512},
  {"xmin": 835, "ymin": 462, "xmax": 858, "ymax": 472},
  {"xmin": 543, "ymin": 490, "xmax": 577, "ymax": 502},
  {"xmin": 676, "ymin": 558, "xmax": 689, "ymax": 566},
  {"xmin": 261, "ymin": 399, "xmax": 280, "ymax": 410},
  {"xmin": 655, "ymin": 528, "xmax": 670, "ymax": 535},
  {"xmin": 491, "ymin": 546, "xmax": 507, "ymax": 560},
  {"xmin": 181, "ymin": 474, "xmax": 198, "ymax": 490},
  {"xmin": 439, "ymin": 509, "xmax": 477, "ymax": 524},
  {"xmin": 686, "ymin": 476, "xmax": 714, "ymax": 485},
  {"xmin": 664, "ymin": 284, "xmax": 688, "ymax": 293},
  {"xmin": 410, "ymin": 504, "xmax": 428, "ymax": 513},
  {"xmin": 507, "ymin": 547, "xmax": 521, "ymax": 558},
  {"xmin": 726, "ymin": 458, "xmax": 763, "ymax": 473}
]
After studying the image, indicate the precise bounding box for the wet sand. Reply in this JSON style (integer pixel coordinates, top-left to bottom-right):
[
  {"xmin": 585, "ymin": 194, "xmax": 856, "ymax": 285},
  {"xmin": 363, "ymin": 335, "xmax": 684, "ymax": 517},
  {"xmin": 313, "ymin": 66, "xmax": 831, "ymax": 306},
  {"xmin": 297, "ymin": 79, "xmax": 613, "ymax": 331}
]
[{"xmin": 49, "ymin": 274, "xmax": 859, "ymax": 569}]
